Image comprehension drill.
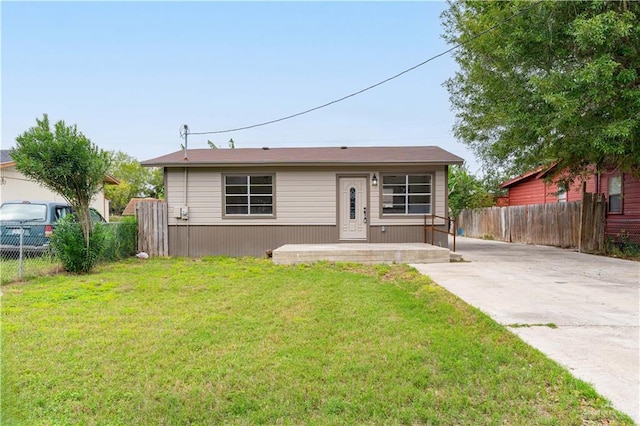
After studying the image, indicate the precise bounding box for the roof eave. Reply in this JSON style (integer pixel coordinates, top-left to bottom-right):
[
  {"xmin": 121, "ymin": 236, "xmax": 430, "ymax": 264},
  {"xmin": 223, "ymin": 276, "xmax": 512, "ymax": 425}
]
[
  {"xmin": 500, "ymin": 163, "xmax": 560, "ymax": 188},
  {"xmin": 142, "ymin": 159, "xmax": 464, "ymax": 168},
  {"xmin": 104, "ymin": 174, "xmax": 120, "ymax": 185}
]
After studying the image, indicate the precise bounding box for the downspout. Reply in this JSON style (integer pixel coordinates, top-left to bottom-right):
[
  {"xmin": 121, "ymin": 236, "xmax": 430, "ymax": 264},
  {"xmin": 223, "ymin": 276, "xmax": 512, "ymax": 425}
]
[
  {"xmin": 181, "ymin": 124, "xmax": 190, "ymax": 257},
  {"xmin": 184, "ymin": 166, "xmax": 189, "ymax": 257}
]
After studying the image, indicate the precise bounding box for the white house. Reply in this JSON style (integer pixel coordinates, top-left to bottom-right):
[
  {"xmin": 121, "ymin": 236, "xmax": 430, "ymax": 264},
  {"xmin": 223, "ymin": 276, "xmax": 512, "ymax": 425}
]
[{"xmin": 0, "ymin": 149, "xmax": 117, "ymax": 220}]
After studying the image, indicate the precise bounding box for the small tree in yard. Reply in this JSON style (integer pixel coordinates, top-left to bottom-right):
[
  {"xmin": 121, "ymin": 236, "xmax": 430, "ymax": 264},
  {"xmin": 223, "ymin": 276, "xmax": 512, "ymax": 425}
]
[
  {"xmin": 105, "ymin": 150, "xmax": 164, "ymax": 215},
  {"xmin": 448, "ymin": 165, "xmax": 494, "ymax": 219},
  {"xmin": 12, "ymin": 114, "xmax": 111, "ymax": 265}
]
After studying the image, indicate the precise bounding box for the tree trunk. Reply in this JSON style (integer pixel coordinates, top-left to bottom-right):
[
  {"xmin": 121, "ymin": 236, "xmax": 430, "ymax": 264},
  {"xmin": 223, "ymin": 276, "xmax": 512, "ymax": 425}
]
[{"xmin": 75, "ymin": 205, "xmax": 93, "ymax": 248}]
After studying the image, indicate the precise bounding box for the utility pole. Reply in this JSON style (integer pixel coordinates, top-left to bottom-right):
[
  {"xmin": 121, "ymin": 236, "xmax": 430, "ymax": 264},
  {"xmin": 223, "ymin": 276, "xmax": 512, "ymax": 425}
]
[{"xmin": 181, "ymin": 124, "xmax": 189, "ymax": 159}]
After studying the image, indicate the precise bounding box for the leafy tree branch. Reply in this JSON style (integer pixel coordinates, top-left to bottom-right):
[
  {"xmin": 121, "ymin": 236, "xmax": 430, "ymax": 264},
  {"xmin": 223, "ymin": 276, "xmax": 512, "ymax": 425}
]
[{"xmin": 443, "ymin": 0, "xmax": 640, "ymax": 181}]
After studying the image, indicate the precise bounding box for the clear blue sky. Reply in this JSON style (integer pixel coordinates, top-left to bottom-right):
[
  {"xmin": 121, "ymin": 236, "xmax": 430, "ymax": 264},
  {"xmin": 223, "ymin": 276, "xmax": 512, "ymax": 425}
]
[{"xmin": 2, "ymin": 1, "xmax": 479, "ymax": 171}]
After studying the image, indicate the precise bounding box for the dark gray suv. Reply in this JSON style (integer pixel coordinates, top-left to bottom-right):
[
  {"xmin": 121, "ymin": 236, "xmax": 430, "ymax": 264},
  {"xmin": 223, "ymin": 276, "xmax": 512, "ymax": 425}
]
[{"xmin": 0, "ymin": 201, "xmax": 105, "ymax": 255}]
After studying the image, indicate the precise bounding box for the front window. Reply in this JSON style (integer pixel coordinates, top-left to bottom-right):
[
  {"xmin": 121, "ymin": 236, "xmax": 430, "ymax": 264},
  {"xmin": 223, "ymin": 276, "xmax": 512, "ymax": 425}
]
[
  {"xmin": 224, "ymin": 175, "xmax": 274, "ymax": 216},
  {"xmin": 382, "ymin": 174, "xmax": 432, "ymax": 215},
  {"xmin": 608, "ymin": 175, "xmax": 622, "ymax": 213}
]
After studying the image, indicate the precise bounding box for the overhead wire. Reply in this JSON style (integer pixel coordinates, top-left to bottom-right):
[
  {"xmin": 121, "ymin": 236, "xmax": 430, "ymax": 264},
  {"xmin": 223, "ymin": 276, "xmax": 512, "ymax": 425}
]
[{"xmin": 187, "ymin": 1, "xmax": 543, "ymax": 137}]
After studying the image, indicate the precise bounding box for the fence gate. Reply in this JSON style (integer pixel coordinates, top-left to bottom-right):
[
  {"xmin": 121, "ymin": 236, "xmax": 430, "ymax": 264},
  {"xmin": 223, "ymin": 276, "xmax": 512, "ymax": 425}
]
[
  {"xmin": 136, "ymin": 201, "xmax": 168, "ymax": 257},
  {"xmin": 579, "ymin": 192, "xmax": 606, "ymax": 253}
]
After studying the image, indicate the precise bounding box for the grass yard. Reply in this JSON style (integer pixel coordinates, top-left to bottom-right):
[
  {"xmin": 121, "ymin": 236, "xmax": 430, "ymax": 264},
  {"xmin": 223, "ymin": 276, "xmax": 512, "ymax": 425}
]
[
  {"xmin": 0, "ymin": 255, "xmax": 62, "ymax": 284},
  {"xmin": 1, "ymin": 257, "xmax": 632, "ymax": 425}
]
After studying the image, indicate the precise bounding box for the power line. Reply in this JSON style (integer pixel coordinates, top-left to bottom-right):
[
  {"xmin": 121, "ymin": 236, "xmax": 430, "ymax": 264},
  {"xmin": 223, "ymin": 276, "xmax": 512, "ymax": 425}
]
[{"xmin": 187, "ymin": 1, "xmax": 542, "ymax": 137}]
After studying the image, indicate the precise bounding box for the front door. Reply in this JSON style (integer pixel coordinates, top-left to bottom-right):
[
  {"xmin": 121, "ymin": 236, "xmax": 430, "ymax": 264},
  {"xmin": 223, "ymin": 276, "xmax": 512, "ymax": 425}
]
[{"xmin": 339, "ymin": 177, "xmax": 367, "ymax": 240}]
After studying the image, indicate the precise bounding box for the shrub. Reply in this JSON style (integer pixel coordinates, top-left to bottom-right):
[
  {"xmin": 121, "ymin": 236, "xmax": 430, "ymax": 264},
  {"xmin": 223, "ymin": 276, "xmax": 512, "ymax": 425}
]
[
  {"xmin": 102, "ymin": 216, "xmax": 137, "ymax": 261},
  {"xmin": 50, "ymin": 216, "xmax": 107, "ymax": 274},
  {"xmin": 606, "ymin": 229, "xmax": 640, "ymax": 259}
]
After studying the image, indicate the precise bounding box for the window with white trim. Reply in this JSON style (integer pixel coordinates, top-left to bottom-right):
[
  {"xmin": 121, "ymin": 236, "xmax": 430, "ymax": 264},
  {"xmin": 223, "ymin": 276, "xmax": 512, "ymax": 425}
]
[
  {"xmin": 224, "ymin": 175, "xmax": 274, "ymax": 216},
  {"xmin": 557, "ymin": 185, "xmax": 567, "ymax": 203},
  {"xmin": 382, "ymin": 174, "xmax": 432, "ymax": 215},
  {"xmin": 608, "ymin": 175, "xmax": 622, "ymax": 213}
]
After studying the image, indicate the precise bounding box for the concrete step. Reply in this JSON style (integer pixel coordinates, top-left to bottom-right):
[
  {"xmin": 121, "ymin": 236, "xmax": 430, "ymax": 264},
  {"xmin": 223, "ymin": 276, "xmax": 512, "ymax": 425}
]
[
  {"xmin": 450, "ymin": 252, "xmax": 464, "ymax": 262},
  {"xmin": 272, "ymin": 243, "xmax": 450, "ymax": 265}
]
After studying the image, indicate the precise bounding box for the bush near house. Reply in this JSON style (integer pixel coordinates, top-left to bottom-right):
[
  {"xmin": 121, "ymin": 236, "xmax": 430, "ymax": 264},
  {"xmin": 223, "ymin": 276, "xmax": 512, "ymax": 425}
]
[
  {"xmin": 1, "ymin": 217, "xmax": 137, "ymax": 282},
  {"xmin": 51, "ymin": 216, "xmax": 138, "ymax": 273},
  {"xmin": 101, "ymin": 216, "xmax": 137, "ymax": 261},
  {"xmin": 50, "ymin": 217, "xmax": 107, "ymax": 273}
]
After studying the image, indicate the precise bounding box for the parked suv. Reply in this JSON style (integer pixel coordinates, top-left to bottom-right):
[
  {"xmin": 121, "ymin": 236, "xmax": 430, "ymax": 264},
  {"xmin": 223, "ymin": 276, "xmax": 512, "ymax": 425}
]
[{"xmin": 0, "ymin": 201, "xmax": 105, "ymax": 255}]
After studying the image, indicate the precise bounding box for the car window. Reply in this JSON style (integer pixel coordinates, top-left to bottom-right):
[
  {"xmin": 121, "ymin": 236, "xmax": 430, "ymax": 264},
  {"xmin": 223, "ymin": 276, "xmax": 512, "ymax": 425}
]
[
  {"xmin": 0, "ymin": 203, "xmax": 47, "ymax": 221},
  {"xmin": 55, "ymin": 206, "xmax": 72, "ymax": 220},
  {"xmin": 90, "ymin": 209, "xmax": 106, "ymax": 224}
]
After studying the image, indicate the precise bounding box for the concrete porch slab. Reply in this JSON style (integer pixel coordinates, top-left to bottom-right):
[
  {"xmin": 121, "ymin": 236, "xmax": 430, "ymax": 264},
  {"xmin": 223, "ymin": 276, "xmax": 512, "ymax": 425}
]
[{"xmin": 272, "ymin": 243, "xmax": 450, "ymax": 265}]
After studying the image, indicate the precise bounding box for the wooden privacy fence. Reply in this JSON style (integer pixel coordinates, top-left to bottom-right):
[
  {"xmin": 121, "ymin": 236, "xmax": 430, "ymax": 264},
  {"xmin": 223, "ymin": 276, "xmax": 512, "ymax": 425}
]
[
  {"xmin": 457, "ymin": 193, "xmax": 605, "ymax": 252},
  {"xmin": 136, "ymin": 201, "xmax": 168, "ymax": 257},
  {"xmin": 579, "ymin": 192, "xmax": 606, "ymax": 252}
]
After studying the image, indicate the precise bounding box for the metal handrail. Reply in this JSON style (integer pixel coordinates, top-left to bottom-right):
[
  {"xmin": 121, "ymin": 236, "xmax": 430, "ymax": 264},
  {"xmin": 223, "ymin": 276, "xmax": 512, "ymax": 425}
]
[{"xmin": 423, "ymin": 214, "xmax": 456, "ymax": 252}]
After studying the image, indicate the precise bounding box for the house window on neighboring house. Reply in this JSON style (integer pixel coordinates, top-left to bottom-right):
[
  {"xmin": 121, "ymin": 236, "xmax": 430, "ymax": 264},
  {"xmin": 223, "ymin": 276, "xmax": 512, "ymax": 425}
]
[
  {"xmin": 224, "ymin": 175, "xmax": 274, "ymax": 216},
  {"xmin": 557, "ymin": 185, "xmax": 567, "ymax": 203},
  {"xmin": 608, "ymin": 175, "xmax": 622, "ymax": 213},
  {"xmin": 382, "ymin": 174, "xmax": 432, "ymax": 215}
]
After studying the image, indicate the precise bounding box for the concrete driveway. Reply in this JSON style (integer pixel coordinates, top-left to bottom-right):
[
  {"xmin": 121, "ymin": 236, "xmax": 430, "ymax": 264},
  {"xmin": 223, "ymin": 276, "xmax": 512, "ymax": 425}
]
[{"xmin": 411, "ymin": 237, "xmax": 639, "ymax": 423}]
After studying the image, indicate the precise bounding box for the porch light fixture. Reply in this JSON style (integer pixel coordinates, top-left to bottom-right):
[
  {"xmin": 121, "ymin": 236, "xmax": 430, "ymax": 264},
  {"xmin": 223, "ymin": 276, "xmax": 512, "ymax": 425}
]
[{"xmin": 372, "ymin": 174, "xmax": 378, "ymax": 186}]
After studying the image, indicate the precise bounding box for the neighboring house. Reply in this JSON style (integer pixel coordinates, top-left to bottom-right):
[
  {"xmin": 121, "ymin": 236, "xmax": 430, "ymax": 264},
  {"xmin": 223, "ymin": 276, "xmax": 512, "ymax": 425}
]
[
  {"xmin": 141, "ymin": 146, "xmax": 464, "ymax": 257},
  {"xmin": 0, "ymin": 149, "xmax": 118, "ymax": 221},
  {"xmin": 500, "ymin": 165, "xmax": 640, "ymax": 243},
  {"xmin": 122, "ymin": 197, "xmax": 163, "ymax": 216}
]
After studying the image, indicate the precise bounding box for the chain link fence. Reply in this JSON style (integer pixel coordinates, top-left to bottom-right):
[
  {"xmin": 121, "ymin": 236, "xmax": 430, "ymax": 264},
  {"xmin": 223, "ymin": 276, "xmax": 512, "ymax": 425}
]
[
  {"xmin": 0, "ymin": 249, "xmax": 63, "ymax": 284},
  {"xmin": 1, "ymin": 220, "xmax": 136, "ymax": 284}
]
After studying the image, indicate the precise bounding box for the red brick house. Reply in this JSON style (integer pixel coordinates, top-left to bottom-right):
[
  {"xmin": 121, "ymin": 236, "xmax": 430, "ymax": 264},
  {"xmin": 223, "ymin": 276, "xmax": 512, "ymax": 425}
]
[{"xmin": 500, "ymin": 165, "xmax": 640, "ymax": 243}]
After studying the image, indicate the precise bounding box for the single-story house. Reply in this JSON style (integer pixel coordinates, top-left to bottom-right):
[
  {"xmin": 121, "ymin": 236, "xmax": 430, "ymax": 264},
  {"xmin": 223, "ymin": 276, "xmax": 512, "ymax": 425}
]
[
  {"xmin": 141, "ymin": 146, "xmax": 464, "ymax": 257},
  {"xmin": 500, "ymin": 165, "xmax": 640, "ymax": 243},
  {"xmin": 0, "ymin": 149, "xmax": 118, "ymax": 221}
]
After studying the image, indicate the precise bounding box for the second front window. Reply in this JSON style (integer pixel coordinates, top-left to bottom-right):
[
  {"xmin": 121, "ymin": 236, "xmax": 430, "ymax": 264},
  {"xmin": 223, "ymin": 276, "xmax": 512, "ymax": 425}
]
[
  {"xmin": 382, "ymin": 174, "xmax": 432, "ymax": 215},
  {"xmin": 224, "ymin": 175, "xmax": 274, "ymax": 216}
]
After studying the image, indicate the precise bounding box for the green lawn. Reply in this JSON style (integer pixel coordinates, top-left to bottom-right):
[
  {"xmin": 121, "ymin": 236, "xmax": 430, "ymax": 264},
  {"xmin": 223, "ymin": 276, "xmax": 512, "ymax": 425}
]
[
  {"xmin": 1, "ymin": 257, "xmax": 632, "ymax": 425},
  {"xmin": 0, "ymin": 255, "xmax": 62, "ymax": 284}
]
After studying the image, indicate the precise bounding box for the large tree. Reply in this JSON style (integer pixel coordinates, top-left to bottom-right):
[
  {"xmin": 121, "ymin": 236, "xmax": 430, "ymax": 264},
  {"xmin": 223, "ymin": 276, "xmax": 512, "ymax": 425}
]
[
  {"xmin": 443, "ymin": 0, "xmax": 640, "ymax": 181},
  {"xmin": 105, "ymin": 151, "xmax": 163, "ymax": 215},
  {"xmin": 12, "ymin": 114, "xmax": 111, "ymax": 248}
]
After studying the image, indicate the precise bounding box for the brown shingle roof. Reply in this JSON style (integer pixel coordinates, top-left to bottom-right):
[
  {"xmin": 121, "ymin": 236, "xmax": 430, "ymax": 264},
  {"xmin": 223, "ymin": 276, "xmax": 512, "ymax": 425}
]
[
  {"xmin": 141, "ymin": 146, "xmax": 464, "ymax": 167},
  {"xmin": 122, "ymin": 198, "xmax": 163, "ymax": 216}
]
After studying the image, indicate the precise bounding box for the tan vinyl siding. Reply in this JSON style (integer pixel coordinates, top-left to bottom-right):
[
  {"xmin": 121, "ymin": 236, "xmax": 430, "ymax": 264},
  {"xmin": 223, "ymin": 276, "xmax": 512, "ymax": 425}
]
[
  {"xmin": 165, "ymin": 165, "xmax": 448, "ymax": 227},
  {"xmin": 274, "ymin": 171, "xmax": 335, "ymax": 224},
  {"xmin": 188, "ymin": 169, "xmax": 222, "ymax": 221},
  {"xmin": 166, "ymin": 168, "xmax": 186, "ymax": 226},
  {"xmin": 165, "ymin": 168, "xmax": 336, "ymax": 226}
]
